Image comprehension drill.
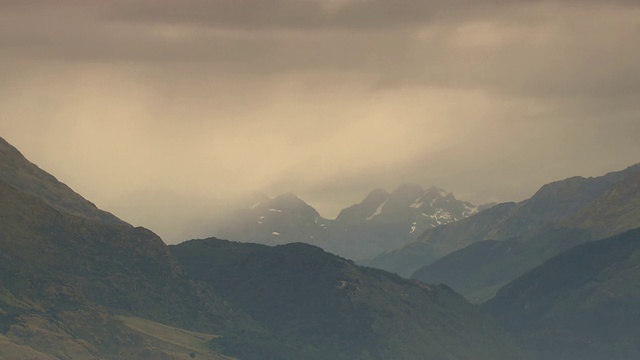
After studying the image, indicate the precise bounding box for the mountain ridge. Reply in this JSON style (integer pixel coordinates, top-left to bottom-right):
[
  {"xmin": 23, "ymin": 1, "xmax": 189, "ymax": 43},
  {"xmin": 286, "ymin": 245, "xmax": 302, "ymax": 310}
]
[
  {"xmin": 0, "ymin": 136, "xmax": 126, "ymax": 226},
  {"xmin": 484, "ymin": 228, "xmax": 640, "ymax": 360},
  {"xmin": 216, "ymin": 183, "xmax": 485, "ymax": 261},
  {"xmin": 370, "ymin": 163, "xmax": 640, "ymax": 277}
]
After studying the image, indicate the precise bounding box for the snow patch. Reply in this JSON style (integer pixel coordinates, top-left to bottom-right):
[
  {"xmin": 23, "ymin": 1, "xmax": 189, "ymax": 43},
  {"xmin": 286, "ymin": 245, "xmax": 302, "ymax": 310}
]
[
  {"xmin": 268, "ymin": 208, "xmax": 283, "ymax": 213},
  {"xmin": 250, "ymin": 201, "xmax": 262, "ymax": 209},
  {"xmin": 463, "ymin": 203, "xmax": 479, "ymax": 216},
  {"xmin": 410, "ymin": 198, "xmax": 424, "ymax": 209},
  {"xmin": 367, "ymin": 199, "xmax": 387, "ymax": 220},
  {"xmin": 272, "ymin": 231, "xmax": 281, "ymax": 236}
]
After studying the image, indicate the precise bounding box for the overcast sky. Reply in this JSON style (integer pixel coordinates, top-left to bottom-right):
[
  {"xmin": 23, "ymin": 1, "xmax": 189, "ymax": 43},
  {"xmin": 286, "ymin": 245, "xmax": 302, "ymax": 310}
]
[{"xmin": 1, "ymin": 0, "xmax": 639, "ymax": 242}]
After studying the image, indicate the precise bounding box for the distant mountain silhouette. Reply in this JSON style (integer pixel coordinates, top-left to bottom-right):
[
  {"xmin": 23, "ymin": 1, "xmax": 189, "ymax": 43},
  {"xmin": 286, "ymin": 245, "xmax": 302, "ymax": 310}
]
[
  {"xmin": 371, "ymin": 164, "xmax": 640, "ymax": 278},
  {"xmin": 216, "ymin": 184, "xmax": 483, "ymax": 261}
]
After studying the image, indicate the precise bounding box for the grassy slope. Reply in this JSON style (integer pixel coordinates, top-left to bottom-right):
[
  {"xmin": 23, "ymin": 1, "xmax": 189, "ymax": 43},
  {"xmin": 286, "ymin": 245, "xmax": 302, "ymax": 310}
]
[{"xmin": 117, "ymin": 316, "xmax": 234, "ymax": 360}]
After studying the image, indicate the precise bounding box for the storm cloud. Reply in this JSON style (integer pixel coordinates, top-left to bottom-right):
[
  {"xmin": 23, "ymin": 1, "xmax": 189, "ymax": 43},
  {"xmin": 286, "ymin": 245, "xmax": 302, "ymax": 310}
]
[{"xmin": 1, "ymin": 0, "xmax": 639, "ymax": 242}]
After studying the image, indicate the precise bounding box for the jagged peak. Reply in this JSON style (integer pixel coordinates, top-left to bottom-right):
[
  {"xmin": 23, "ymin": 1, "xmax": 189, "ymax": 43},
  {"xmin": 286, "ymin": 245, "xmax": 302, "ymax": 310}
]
[{"xmin": 391, "ymin": 183, "xmax": 425, "ymax": 196}]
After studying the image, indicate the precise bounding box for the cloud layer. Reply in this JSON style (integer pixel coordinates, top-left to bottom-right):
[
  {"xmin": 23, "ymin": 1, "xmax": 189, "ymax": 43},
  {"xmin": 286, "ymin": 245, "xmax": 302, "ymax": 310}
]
[{"xmin": 1, "ymin": 1, "xmax": 639, "ymax": 242}]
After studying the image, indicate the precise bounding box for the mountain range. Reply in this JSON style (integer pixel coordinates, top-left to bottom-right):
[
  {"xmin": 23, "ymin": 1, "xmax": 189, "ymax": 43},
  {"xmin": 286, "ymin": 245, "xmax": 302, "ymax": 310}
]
[
  {"xmin": 363, "ymin": 164, "xmax": 640, "ymax": 303},
  {"xmin": 0, "ymin": 135, "xmax": 524, "ymax": 359},
  {"xmin": 3, "ymin": 134, "xmax": 640, "ymax": 360},
  {"xmin": 215, "ymin": 184, "xmax": 485, "ymax": 262}
]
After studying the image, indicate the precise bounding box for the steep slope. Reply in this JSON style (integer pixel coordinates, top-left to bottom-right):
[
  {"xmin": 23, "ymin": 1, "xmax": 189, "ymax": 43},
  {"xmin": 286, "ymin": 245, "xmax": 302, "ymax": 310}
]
[
  {"xmin": 0, "ymin": 136, "xmax": 125, "ymax": 225},
  {"xmin": 484, "ymin": 228, "xmax": 640, "ymax": 360},
  {"xmin": 371, "ymin": 164, "xmax": 640, "ymax": 276},
  {"xmin": 411, "ymin": 228, "xmax": 592, "ymax": 303},
  {"xmin": 411, "ymin": 169, "xmax": 640, "ymax": 303},
  {"xmin": 564, "ymin": 171, "xmax": 640, "ymax": 239},
  {"xmin": 216, "ymin": 184, "xmax": 481, "ymax": 262},
  {"xmin": 171, "ymin": 238, "xmax": 525, "ymax": 360},
  {"xmin": 0, "ymin": 178, "xmax": 252, "ymax": 358}
]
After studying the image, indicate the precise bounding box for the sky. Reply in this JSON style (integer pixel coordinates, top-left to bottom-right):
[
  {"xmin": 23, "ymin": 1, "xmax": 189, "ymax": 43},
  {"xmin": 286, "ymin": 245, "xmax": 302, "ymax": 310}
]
[{"xmin": 1, "ymin": 0, "xmax": 639, "ymax": 243}]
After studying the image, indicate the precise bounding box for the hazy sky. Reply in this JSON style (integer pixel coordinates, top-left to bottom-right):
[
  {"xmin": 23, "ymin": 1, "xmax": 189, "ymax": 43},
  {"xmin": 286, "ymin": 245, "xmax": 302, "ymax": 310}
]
[{"xmin": 1, "ymin": 0, "xmax": 639, "ymax": 242}]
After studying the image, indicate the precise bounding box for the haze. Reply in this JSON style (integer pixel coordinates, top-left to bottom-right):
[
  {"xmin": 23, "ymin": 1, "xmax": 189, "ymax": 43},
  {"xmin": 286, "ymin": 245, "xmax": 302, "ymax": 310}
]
[{"xmin": 1, "ymin": 0, "xmax": 639, "ymax": 242}]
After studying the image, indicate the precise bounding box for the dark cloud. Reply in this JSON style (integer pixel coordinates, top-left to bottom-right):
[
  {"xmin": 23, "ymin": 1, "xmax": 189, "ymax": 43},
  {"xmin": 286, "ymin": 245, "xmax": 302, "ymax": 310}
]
[{"xmin": 102, "ymin": 0, "xmax": 640, "ymax": 31}]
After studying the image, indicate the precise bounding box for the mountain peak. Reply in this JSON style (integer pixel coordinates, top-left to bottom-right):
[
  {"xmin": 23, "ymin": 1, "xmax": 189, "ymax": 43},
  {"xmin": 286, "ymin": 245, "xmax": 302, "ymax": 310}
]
[
  {"xmin": 391, "ymin": 183, "xmax": 424, "ymax": 198},
  {"xmin": 0, "ymin": 136, "xmax": 127, "ymax": 226}
]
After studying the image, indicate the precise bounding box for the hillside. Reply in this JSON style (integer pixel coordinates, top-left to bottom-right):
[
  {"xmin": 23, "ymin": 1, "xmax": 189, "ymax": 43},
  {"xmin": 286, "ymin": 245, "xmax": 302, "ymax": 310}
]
[
  {"xmin": 171, "ymin": 238, "xmax": 525, "ymax": 360},
  {"xmin": 411, "ymin": 228, "xmax": 592, "ymax": 303},
  {"xmin": 0, "ymin": 136, "xmax": 126, "ymax": 225},
  {"xmin": 0, "ymin": 178, "xmax": 252, "ymax": 358},
  {"xmin": 484, "ymin": 228, "xmax": 640, "ymax": 360}
]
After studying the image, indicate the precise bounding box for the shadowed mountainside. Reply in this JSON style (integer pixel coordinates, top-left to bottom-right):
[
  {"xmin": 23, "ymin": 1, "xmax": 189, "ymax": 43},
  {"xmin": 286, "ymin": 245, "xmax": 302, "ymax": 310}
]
[
  {"xmin": 484, "ymin": 228, "xmax": 640, "ymax": 360},
  {"xmin": 371, "ymin": 164, "xmax": 640, "ymax": 277},
  {"xmin": 171, "ymin": 238, "xmax": 525, "ymax": 360},
  {"xmin": 411, "ymin": 168, "xmax": 640, "ymax": 303}
]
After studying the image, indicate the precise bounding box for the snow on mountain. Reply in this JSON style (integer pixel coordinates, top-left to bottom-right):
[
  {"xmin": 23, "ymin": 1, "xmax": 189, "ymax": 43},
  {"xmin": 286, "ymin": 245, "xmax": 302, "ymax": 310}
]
[{"xmin": 215, "ymin": 184, "xmax": 483, "ymax": 262}]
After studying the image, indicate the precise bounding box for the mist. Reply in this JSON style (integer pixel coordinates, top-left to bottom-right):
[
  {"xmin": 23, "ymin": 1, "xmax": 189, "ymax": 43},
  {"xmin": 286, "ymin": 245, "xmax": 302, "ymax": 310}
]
[{"xmin": 1, "ymin": 0, "xmax": 639, "ymax": 242}]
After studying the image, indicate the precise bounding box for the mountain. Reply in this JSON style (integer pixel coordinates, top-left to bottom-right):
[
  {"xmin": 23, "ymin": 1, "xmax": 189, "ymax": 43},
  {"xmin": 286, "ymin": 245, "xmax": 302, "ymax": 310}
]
[
  {"xmin": 411, "ymin": 167, "xmax": 640, "ymax": 303},
  {"xmin": 0, "ymin": 136, "xmax": 126, "ymax": 226},
  {"xmin": 216, "ymin": 184, "xmax": 481, "ymax": 261},
  {"xmin": 216, "ymin": 192, "xmax": 332, "ymax": 247},
  {"xmin": 332, "ymin": 185, "xmax": 480, "ymax": 261},
  {"xmin": 0, "ymin": 176, "xmax": 253, "ymax": 359},
  {"xmin": 371, "ymin": 164, "xmax": 640, "ymax": 277},
  {"xmin": 0, "ymin": 135, "xmax": 524, "ymax": 359},
  {"xmin": 484, "ymin": 228, "xmax": 640, "ymax": 360},
  {"xmin": 411, "ymin": 228, "xmax": 593, "ymax": 303},
  {"xmin": 170, "ymin": 238, "xmax": 525, "ymax": 360},
  {"xmin": 563, "ymin": 171, "xmax": 640, "ymax": 239},
  {"xmin": 0, "ymin": 135, "xmax": 253, "ymax": 358},
  {"xmin": 369, "ymin": 202, "xmax": 517, "ymax": 276}
]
